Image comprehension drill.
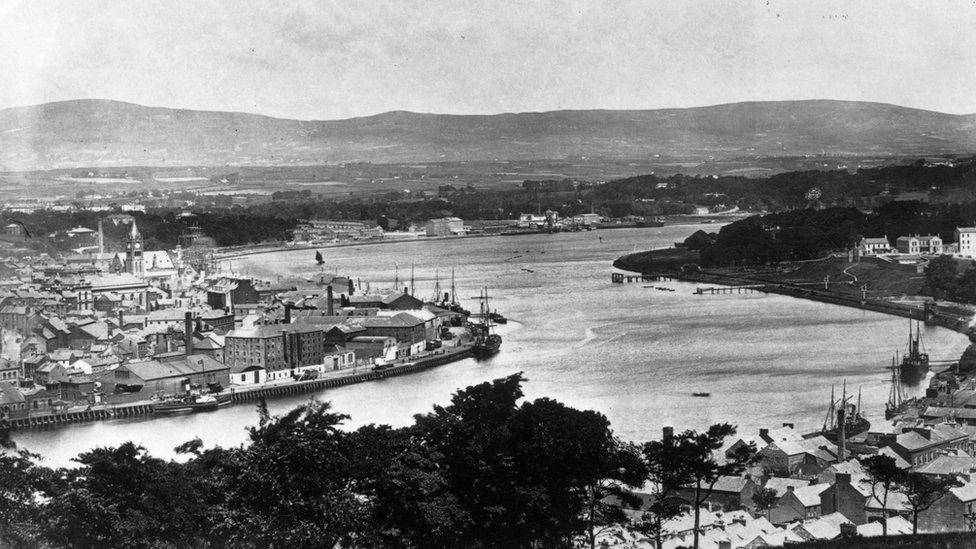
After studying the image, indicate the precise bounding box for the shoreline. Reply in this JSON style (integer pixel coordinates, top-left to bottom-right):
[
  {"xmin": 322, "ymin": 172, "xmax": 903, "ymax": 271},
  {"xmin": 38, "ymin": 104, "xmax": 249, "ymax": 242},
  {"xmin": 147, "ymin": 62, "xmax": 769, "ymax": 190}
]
[
  {"xmin": 3, "ymin": 344, "xmax": 475, "ymax": 432},
  {"xmin": 613, "ymin": 250, "xmax": 976, "ymax": 337},
  {"xmin": 212, "ymin": 217, "xmax": 743, "ymax": 260}
]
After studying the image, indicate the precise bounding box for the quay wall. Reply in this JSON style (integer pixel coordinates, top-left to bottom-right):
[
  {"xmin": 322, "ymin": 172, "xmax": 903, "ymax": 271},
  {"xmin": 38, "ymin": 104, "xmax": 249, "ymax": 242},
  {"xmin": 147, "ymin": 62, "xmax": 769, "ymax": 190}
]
[{"xmin": 2, "ymin": 345, "xmax": 473, "ymax": 432}]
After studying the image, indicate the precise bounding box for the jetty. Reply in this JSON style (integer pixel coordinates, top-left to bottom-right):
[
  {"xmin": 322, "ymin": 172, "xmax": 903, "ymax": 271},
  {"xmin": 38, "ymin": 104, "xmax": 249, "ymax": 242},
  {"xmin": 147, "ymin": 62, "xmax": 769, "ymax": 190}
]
[{"xmin": 2, "ymin": 344, "xmax": 474, "ymax": 432}]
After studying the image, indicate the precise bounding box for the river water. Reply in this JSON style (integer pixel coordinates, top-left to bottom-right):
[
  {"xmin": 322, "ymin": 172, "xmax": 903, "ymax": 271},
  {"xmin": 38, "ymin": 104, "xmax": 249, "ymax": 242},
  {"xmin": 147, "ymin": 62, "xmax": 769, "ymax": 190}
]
[{"xmin": 13, "ymin": 225, "xmax": 972, "ymax": 466}]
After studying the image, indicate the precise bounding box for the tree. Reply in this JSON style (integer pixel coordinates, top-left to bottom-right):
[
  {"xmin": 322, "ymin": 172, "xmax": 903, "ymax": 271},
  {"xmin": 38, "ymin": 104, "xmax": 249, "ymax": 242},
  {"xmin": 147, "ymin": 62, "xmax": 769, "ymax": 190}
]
[
  {"xmin": 214, "ymin": 401, "xmax": 370, "ymax": 548},
  {"xmin": 925, "ymin": 255, "xmax": 959, "ymax": 300},
  {"xmin": 860, "ymin": 454, "xmax": 908, "ymax": 537},
  {"xmin": 641, "ymin": 430, "xmax": 695, "ymax": 549},
  {"xmin": 902, "ymin": 472, "xmax": 957, "ymax": 534},
  {"xmin": 669, "ymin": 424, "xmax": 757, "ymax": 549},
  {"xmin": 315, "ymin": 250, "xmax": 324, "ymax": 265},
  {"xmin": 956, "ymin": 266, "xmax": 976, "ymax": 304},
  {"xmin": 751, "ymin": 487, "xmax": 779, "ymax": 520}
]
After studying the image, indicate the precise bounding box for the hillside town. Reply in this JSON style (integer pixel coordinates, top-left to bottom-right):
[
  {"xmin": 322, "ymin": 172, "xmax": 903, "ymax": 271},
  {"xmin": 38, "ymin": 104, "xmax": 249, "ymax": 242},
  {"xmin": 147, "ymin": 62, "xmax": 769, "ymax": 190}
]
[{"xmin": 0, "ymin": 216, "xmax": 482, "ymax": 425}]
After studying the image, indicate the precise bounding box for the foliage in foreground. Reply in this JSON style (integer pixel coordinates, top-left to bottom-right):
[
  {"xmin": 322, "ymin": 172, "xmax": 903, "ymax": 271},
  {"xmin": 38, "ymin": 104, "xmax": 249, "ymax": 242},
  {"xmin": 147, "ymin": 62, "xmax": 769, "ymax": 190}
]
[{"xmin": 1, "ymin": 374, "xmax": 744, "ymax": 549}]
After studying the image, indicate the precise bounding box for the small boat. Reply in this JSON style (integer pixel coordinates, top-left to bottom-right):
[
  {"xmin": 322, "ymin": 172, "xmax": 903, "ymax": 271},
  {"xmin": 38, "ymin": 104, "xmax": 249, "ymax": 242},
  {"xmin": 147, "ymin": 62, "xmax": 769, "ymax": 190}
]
[
  {"xmin": 692, "ymin": 392, "xmax": 711, "ymax": 397},
  {"xmin": 489, "ymin": 311, "xmax": 508, "ymax": 324},
  {"xmin": 154, "ymin": 392, "xmax": 230, "ymax": 414}
]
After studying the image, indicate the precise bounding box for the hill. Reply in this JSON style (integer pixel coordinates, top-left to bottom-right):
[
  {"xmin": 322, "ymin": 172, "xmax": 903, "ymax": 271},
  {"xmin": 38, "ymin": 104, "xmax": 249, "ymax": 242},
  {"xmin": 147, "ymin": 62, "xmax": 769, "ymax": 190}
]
[{"xmin": 1, "ymin": 99, "xmax": 975, "ymax": 169}]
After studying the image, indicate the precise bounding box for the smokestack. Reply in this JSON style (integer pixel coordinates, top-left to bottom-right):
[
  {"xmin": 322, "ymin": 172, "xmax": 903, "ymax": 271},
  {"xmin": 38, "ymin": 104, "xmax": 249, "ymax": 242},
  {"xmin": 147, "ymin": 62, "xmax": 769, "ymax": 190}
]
[
  {"xmin": 327, "ymin": 285, "xmax": 334, "ymax": 316},
  {"xmin": 118, "ymin": 310, "xmax": 124, "ymax": 330},
  {"xmin": 284, "ymin": 303, "xmax": 292, "ymax": 324},
  {"xmin": 663, "ymin": 426, "xmax": 673, "ymax": 445},
  {"xmin": 184, "ymin": 312, "xmax": 193, "ymax": 356},
  {"xmin": 837, "ymin": 408, "xmax": 846, "ymax": 463},
  {"xmin": 348, "ymin": 278, "xmax": 354, "ymax": 295}
]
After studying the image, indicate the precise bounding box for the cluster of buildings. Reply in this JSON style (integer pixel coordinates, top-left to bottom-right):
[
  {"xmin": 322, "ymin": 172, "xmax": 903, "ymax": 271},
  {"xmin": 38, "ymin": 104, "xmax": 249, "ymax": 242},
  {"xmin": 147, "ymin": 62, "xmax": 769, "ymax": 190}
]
[
  {"xmin": 600, "ymin": 420, "xmax": 976, "ymax": 547},
  {"xmin": 0, "ymin": 218, "xmax": 467, "ymax": 423},
  {"xmin": 292, "ymin": 219, "xmax": 385, "ymax": 243},
  {"xmin": 856, "ymin": 227, "xmax": 976, "ymax": 258}
]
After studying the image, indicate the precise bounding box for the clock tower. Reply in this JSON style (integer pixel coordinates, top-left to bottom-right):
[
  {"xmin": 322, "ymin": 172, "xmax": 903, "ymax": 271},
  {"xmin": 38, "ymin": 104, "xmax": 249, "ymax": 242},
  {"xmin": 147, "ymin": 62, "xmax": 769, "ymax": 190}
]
[{"xmin": 124, "ymin": 220, "xmax": 144, "ymax": 277}]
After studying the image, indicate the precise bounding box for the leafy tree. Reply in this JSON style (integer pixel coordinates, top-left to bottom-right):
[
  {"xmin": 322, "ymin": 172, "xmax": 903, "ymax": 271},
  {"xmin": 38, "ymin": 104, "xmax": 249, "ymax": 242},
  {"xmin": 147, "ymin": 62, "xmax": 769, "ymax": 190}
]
[
  {"xmin": 39, "ymin": 442, "xmax": 211, "ymax": 548},
  {"xmin": 925, "ymin": 255, "xmax": 959, "ymax": 300},
  {"xmin": 859, "ymin": 454, "xmax": 908, "ymax": 537},
  {"xmin": 669, "ymin": 424, "xmax": 756, "ymax": 549},
  {"xmin": 902, "ymin": 472, "xmax": 957, "ymax": 534},
  {"xmin": 315, "ymin": 250, "xmax": 324, "ymax": 265},
  {"xmin": 215, "ymin": 401, "xmax": 370, "ymax": 548},
  {"xmin": 751, "ymin": 487, "xmax": 779, "ymax": 520}
]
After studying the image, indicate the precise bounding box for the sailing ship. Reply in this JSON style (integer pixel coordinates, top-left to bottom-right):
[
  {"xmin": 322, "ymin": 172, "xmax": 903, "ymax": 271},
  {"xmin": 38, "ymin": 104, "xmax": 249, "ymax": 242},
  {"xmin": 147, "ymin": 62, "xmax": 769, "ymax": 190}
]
[
  {"xmin": 885, "ymin": 355, "xmax": 915, "ymax": 419},
  {"xmin": 821, "ymin": 382, "xmax": 871, "ymax": 441},
  {"xmin": 900, "ymin": 321, "xmax": 930, "ymax": 384},
  {"xmin": 470, "ymin": 286, "xmax": 502, "ymax": 358}
]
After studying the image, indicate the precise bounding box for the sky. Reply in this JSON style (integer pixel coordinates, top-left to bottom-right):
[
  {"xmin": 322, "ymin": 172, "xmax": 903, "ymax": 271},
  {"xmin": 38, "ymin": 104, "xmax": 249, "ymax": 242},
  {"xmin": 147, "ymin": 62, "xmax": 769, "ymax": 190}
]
[{"xmin": 1, "ymin": 0, "xmax": 975, "ymax": 120}]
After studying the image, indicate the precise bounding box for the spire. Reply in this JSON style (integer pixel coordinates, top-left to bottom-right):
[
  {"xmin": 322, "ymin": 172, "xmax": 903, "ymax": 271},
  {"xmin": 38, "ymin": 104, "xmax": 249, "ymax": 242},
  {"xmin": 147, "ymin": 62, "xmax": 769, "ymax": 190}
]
[{"xmin": 129, "ymin": 220, "xmax": 141, "ymax": 239}]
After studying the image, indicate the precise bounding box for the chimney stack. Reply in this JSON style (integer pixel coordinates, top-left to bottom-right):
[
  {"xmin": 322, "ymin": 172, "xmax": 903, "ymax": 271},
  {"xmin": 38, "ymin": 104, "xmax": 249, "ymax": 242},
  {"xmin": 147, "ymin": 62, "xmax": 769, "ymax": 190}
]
[
  {"xmin": 184, "ymin": 311, "xmax": 194, "ymax": 356},
  {"xmin": 118, "ymin": 309, "xmax": 124, "ymax": 329},
  {"xmin": 284, "ymin": 303, "xmax": 292, "ymax": 324},
  {"xmin": 327, "ymin": 285, "xmax": 335, "ymax": 316},
  {"xmin": 663, "ymin": 426, "xmax": 674, "ymax": 445}
]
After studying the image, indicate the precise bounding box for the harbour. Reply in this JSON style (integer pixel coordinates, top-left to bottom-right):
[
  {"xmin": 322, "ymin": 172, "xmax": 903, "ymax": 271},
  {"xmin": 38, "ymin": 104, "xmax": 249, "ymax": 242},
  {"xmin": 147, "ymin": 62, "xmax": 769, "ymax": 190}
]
[{"xmin": 12, "ymin": 225, "xmax": 972, "ymax": 466}]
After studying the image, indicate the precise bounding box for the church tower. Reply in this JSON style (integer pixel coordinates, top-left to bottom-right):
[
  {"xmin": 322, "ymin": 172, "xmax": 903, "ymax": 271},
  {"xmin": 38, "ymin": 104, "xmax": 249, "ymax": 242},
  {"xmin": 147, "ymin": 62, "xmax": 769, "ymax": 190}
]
[{"xmin": 124, "ymin": 220, "xmax": 144, "ymax": 277}]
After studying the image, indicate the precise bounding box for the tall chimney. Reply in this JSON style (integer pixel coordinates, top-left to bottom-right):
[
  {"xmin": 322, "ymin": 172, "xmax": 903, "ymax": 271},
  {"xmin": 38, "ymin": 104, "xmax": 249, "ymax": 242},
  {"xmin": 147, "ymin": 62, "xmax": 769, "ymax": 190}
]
[
  {"xmin": 663, "ymin": 426, "xmax": 674, "ymax": 445},
  {"xmin": 184, "ymin": 311, "xmax": 194, "ymax": 355},
  {"xmin": 837, "ymin": 408, "xmax": 846, "ymax": 463},
  {"xmin": 284, "ymin": 303, "xmax": 292, "ymax": 324},
  {"xmin": 327, "ymin": 285, "xmax": 334, "ymax": 316},
  {"xmin": 118, "ymin": 309, "xmax": 124, "ymax": 329}
]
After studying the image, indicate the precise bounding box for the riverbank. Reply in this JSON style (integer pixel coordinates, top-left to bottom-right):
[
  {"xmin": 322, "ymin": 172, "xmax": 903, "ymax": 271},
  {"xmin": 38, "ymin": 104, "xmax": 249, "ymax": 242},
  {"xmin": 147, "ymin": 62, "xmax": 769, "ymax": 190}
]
[
  {"xmin": 613, "ymin": 249, "xmax": 976, "ymax": 337},
  {"xmin": 2, "ymin": 344, "xmax": 474, "ymax": 432}
]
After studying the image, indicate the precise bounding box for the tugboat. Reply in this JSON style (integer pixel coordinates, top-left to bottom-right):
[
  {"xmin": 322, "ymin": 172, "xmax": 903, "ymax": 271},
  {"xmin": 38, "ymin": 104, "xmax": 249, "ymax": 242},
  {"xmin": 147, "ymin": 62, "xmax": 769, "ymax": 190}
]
[
  {"xmin": 471, "ymin": 286, "xmax": 502, "ymax": 358},
  {"xmin": 821, "ymin": 382, "xmax": 871, "ymax": 442},
  {"xmin": 900, "ymin": 321, "xmax": 929, "ymax": 385},
  {"xmin": 154, "ymin": 391, "xmax": 230, "ymax": 414},
  {"xmin": 488, "ymin": 310, "xmax": 508, "ymax": 324}
]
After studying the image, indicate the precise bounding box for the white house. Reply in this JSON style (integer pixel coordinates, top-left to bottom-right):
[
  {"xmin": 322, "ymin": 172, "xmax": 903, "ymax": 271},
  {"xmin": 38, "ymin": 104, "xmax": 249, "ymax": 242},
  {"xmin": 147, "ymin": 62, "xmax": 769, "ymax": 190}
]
[
  {"xmin": 857, "ymin": 236, "xmax": 891, "ymax": 255},
  {"xmin": 956, "ymin": 227, "xmax": 976, "ymax": 256},
  {"xmin": 895, "ymin": 234, "xmax": 943, "ymax": 255}
]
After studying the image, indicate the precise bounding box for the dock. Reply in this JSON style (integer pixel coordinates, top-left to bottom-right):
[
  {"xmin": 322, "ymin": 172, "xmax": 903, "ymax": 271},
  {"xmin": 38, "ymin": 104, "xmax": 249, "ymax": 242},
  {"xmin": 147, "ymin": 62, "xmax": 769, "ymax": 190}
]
[{"xmin": 2, "ymin": 344, "xmax": 474, "ymax": 432}]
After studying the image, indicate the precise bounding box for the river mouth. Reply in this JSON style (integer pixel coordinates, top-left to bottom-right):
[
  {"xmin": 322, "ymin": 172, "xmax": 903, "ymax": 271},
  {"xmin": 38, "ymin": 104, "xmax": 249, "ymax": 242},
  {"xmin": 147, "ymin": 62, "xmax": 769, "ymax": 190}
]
[{"xmin": 12, "ymin": 225, "xmax": 971, "ymax": 466}]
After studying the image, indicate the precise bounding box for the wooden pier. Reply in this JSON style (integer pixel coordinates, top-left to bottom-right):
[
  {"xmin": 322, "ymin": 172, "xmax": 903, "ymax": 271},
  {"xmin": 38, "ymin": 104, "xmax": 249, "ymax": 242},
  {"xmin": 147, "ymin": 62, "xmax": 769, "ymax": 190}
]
[
  {"xmin": 612, "ymin": 273, "xmax": 670, "ymax": 283},
  {"xmin": 694, "ymin": 285, "xmax": 768, "ymax": 295}
]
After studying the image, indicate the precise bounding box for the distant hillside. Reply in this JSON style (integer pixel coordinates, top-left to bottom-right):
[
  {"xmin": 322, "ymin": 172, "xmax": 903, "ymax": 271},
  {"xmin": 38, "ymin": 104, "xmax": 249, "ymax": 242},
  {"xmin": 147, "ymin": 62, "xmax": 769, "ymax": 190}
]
[{"xmin": 1, "ymin": 99, "xmax": 975, "ymax": 169}]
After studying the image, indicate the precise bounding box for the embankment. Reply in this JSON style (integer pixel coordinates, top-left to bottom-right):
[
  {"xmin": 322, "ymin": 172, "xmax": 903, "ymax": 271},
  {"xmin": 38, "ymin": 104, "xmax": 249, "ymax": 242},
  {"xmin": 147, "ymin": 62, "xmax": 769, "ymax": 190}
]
[{"xmin": 614, "ymin": 249, "xmax": 974, "ymax": 336}]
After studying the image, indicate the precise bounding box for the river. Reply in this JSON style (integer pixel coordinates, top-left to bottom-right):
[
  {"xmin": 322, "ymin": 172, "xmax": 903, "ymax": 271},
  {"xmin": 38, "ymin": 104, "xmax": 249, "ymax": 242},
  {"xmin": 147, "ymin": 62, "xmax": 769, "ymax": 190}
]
[{"xmin": 13, "ymin": 225, "xmax": 972, "ymax": 466}]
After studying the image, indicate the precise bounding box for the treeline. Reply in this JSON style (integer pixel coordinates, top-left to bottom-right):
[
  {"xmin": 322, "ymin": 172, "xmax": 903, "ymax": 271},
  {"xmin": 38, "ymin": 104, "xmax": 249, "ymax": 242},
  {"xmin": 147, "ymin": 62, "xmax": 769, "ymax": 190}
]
[
  {"xmin": 698, "ymin": 199, "xmax": 976, "ymax": 267},
  {"xmin": 4, "ymin": 210, "xmax": 298, "ymax": 250},
  {"xmin": 0, "ymin": 374, "xmax": 754, "ymax": 549},
  {"xmin": 596, "ymin": 158, "xmax": 976, "ymax": 212}
]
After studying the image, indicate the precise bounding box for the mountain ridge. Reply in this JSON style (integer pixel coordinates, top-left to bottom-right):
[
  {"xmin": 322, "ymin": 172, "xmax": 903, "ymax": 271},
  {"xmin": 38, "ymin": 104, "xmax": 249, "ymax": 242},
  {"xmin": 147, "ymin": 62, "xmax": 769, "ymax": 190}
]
[{"xmin": 2, "ymin": 99, "xmax": 975, "ymax": 170}]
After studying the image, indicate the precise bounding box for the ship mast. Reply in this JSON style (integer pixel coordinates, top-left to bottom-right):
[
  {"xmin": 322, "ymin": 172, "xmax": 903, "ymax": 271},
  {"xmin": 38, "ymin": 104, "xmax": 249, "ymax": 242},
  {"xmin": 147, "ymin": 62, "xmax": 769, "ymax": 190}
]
[
  {"xmin": 450, "ymin": 267, "xmax": 458, "ymax": 305},
  {"xmin": 825, "ymin": 385, "xmax": 836, "ymax": 430},
  {"xmin": 432, "ymin": 268, "xmax": 441, "ymax": 303},
  {"xmin": 410, "ymin": 263, "xmax": 415, "ymax": 296},
  {"xmin": 393, "ymin": 263, "xmax": 400, "ymax": 292}
]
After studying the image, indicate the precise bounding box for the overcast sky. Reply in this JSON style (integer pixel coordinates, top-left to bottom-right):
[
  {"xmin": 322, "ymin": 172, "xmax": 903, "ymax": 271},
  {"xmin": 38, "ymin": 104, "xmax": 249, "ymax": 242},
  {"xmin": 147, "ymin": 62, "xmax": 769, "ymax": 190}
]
[{"xmin": 1, "ymin": 1, "xmax": 974, "ymax": 119}]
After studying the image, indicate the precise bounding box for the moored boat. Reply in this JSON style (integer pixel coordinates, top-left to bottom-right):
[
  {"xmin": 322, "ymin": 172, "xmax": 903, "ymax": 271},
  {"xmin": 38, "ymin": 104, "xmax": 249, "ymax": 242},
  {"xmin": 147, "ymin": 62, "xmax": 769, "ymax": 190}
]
[
  {"xmin": 471, "ymin": 286, "xmax": 503, "ymax": 358},
  {"xmin": 154, "ymin": 392, "xmax": 230, "ymax": 414},
  {"xmin": 899, "ymin": 321, "xmax": 929, "ymax": 384},
  {"xmin": 821, "ymin": 382, "xmax": 870, "ymax": 442}
]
